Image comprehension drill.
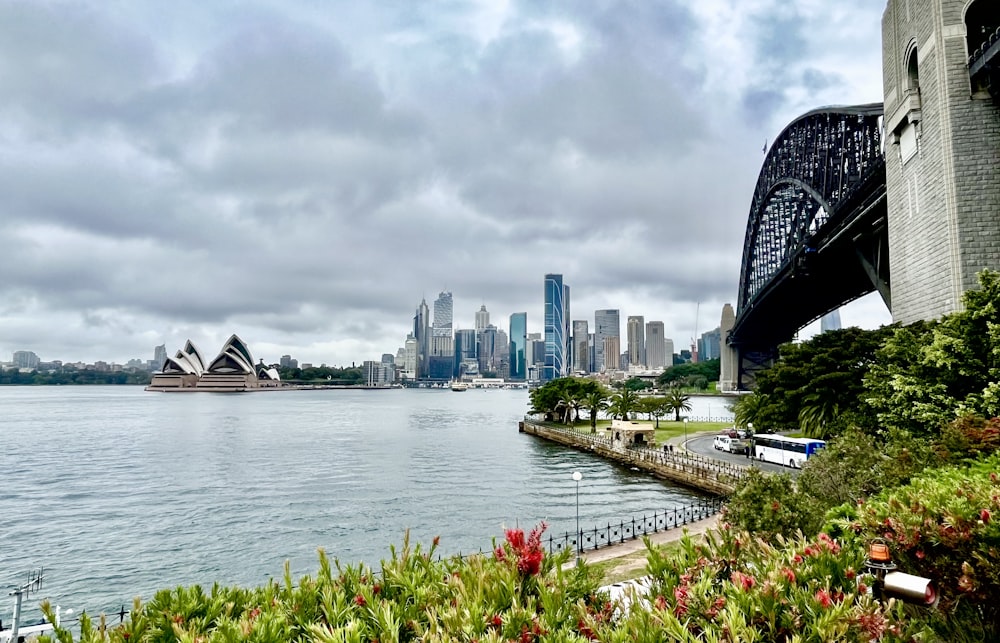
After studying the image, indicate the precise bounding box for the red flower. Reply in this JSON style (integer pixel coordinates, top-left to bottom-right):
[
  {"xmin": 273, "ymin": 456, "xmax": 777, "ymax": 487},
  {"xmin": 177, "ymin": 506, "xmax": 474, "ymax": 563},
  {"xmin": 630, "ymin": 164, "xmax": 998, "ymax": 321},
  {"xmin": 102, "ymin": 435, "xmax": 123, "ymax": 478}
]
[
  {"xmin": 654, "ymin": 595, "xmax": 667, "ymax": 611},
  {"xmin": 858, "ymin": 582, "xmax": 868, "ymax": 594},
  {"xmin": 433, "ymin": 535, "xmax": 441, "ymax": 547},
  {"xmin": 792, "ymin": 554, "xmax": 804, "ymax": 565},
  {"xmin": 782, "ymin": 567, "xmax": 796, "ymax": 584},
  {"xmin": 490, "ymin": 614, "xmax": 502, "ymax": 627},
  {"xmin": 845, "ymin": 568, "xmax": 856, "ymax": 580},
  {"xmin": 815, "ymin": 589, "xmax": 832, "ymax": 608},
  {"xmin": 770, "ymin": 501, "xmax": 780, "ymax": 512},
  {"xmin": 915, "ymin": 549, "xmax": 925, "ymax": 559},
  {"xmin": 354, "ymin": 594, "xmax": 366, "ymax": 606},
  {"xmin": 981, "ymin": 509, "xmax": 991, "ymax": 524},
  {"xmin": 731, "ymin": 571, "xmax": 756, "ymax": 591},
  {"xmin": 958, "ymin": 575, "xmax": 975, "ymax": 593},
  {"xmin": 372, "ymin": 583, "xmax": 381, "ymax": 595}
]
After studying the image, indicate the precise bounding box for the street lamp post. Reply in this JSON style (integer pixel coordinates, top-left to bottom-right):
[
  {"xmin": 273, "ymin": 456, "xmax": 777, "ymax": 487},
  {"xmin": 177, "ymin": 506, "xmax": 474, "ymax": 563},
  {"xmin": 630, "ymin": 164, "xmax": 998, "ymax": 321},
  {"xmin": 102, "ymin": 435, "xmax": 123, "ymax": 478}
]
[
  {"xmin": 683, "ymin": 418, "xmax": 688, "ymax": 452},
  {"xmin": 572, "ymin": 471, "xmax": 582, "ymax": 564}
]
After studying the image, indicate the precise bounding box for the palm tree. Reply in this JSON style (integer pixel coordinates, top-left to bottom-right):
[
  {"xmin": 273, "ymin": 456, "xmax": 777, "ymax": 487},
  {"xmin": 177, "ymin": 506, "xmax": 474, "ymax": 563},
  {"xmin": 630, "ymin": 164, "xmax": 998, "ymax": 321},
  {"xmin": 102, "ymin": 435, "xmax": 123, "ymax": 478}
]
[
  {"xmin": 608, "ymin": 388, "xmax": 640, "ymax": 421},
  {"xmin": 582, "ymin": 387, "xmax": 610, "ymax": 433},
  {"xmin": 731, "ymin": 392, "xmax": 767, "ymax": 430},
  {"xmin": 558, "ymin": 389, "xmax": 579, "ymax": 425},
  {"xmin": 665, "ymin": 385, "xmax": 692, "ymax": 422},
  {"xmin": 797, "ymin": 392, "xmax": 840, "ymax": 438}
]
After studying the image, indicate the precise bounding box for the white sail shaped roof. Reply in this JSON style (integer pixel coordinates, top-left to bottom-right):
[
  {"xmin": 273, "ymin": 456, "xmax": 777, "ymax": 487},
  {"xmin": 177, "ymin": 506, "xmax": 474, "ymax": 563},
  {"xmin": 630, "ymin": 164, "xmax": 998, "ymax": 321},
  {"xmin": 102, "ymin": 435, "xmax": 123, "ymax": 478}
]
[{"xmin": 207, "ymin": 334, "xmax": 255, "ymax": 374}]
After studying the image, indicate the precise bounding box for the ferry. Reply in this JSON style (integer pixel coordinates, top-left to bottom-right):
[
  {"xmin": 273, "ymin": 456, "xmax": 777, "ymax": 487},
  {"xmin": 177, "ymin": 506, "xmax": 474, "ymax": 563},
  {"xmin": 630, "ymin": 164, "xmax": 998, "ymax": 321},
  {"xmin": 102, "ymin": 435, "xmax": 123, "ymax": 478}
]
[{"xmin": 450, "ymin": 382, "xmax": 469, "ymax": 392}]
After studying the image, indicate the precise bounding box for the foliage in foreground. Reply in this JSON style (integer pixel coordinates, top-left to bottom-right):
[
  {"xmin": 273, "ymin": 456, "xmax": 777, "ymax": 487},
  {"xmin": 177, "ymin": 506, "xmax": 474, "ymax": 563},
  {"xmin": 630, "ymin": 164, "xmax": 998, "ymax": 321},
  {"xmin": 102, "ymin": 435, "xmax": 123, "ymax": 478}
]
[
  {"xmin": 828, "ymin": 453, "xmax": 1000, "ymax": 640},
  {"xmin": 42, "ymin": 525, "xmax": 602, "ymax": 643}
]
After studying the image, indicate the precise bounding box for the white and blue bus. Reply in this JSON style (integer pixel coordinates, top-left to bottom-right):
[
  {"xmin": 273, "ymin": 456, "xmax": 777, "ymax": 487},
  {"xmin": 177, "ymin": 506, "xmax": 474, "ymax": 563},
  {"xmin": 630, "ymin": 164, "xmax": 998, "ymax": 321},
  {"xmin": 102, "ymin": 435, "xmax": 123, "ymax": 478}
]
[{"xmin": 752, "ymin": 434, "xmax": 826, "ymax": 468}]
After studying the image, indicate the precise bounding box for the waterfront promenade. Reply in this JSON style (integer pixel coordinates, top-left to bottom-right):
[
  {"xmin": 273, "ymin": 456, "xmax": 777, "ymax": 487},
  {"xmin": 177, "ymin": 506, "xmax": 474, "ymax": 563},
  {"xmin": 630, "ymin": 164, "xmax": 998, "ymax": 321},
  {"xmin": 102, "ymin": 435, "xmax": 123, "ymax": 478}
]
[{"xmin": 520, "ymin": 419, "xmax": 747, "ymax": 495}]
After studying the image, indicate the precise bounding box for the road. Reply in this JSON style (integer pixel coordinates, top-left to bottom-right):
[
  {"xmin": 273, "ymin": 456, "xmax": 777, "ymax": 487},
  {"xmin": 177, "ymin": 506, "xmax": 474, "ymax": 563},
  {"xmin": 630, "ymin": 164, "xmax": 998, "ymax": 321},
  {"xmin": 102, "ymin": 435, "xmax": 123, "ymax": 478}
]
[{"xmin": 684, "ymin": 434, "xmax": 798, "ymax": 476}]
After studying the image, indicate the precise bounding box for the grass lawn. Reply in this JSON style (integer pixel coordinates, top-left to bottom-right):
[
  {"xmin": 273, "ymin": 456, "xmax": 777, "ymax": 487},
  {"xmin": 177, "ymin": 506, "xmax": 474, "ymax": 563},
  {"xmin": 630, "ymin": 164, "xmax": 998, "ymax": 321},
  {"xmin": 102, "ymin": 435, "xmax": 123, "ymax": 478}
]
[
  {"xmin": 588, "ymin": 540, "xmax": 686, "ymax": 585},
  {"xmin": 550, "ymin": 419, "xmax": 731, "ymax": 446}
]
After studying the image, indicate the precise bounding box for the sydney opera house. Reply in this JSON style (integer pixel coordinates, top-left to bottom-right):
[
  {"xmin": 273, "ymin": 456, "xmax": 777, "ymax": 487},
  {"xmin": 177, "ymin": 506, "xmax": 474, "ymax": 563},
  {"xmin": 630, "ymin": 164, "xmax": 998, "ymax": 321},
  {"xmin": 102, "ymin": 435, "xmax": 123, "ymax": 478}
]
[{"xmin": 146, "ymin": 334, "xmax": 281, "ymax": 392}]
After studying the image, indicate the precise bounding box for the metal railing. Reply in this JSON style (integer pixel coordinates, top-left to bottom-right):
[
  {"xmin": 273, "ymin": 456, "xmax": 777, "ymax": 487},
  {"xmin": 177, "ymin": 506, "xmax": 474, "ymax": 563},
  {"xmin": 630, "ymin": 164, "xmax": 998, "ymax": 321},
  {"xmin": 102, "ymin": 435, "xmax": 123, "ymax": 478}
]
[{"xmin": 546, "ymin": 497, "xmax": 725, "ymax": 555}]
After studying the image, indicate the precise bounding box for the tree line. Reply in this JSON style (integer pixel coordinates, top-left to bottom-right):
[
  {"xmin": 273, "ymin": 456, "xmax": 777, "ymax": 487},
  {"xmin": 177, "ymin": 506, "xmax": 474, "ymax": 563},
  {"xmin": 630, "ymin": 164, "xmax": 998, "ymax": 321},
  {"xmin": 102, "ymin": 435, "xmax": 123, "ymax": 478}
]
[{"xmin": 0, "ymin": 368, "xmax": 152, "ymax": 385}]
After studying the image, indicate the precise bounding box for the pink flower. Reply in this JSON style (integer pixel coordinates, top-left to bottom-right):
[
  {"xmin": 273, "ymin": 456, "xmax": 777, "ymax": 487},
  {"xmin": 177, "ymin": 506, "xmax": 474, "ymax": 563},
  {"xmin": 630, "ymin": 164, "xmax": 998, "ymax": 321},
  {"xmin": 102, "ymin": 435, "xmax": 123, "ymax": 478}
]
[
  {"xmin": 354, "ymin": 594, "xmax": 366, "ymax": 606},
  {"xmin": 782, "ymin": 567, "xmax": 796, "ymax": 584},
  {"xmin": 792, "ymin": 554, "xmax": 804, "ymax": 565},
  {"xmin": 981, "ymin": 509, "xmax": 991, "ymax": 524},
  {"xmin": 815, "ymin": 589, "xmax": 832, "ymax": 608}
]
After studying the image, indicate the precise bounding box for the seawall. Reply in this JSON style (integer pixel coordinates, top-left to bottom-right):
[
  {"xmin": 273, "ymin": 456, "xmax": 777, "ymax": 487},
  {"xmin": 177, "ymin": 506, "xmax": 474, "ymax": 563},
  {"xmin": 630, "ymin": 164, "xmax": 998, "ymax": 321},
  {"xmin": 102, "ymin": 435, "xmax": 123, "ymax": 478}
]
[{"xmin": 519, "ymin": 420, "xmax": 745, "ymax": 495}]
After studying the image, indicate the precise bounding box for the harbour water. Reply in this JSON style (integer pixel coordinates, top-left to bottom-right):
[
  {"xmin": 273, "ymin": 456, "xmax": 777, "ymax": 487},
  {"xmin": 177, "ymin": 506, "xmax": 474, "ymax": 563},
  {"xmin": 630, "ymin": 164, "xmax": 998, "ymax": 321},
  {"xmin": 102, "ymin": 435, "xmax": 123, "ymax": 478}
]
[{"xmin": 0, "ymin": 387, "xmax": 728, "ymax": 621}]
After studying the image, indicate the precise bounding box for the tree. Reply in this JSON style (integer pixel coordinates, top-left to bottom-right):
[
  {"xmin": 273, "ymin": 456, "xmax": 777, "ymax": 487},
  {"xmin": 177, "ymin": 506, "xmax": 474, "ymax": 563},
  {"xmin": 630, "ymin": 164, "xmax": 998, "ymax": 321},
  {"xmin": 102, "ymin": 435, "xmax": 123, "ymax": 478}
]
[
  {"xmin": 623, "ymin": 377, "xmax": 650, "ymax": 392},
  {"xmin": 864, "ymin": 270, "xmax": 1000, "ymax": 438},
  {"xmin": 751, "ymin": 325, "xmax": 894, "ymax": 435},
  {"xmin": 796, "ymin": 392, "xmax": 840, "ymax": 438},
  {"xmin": 581, "ymin": 387, "xmax": 610, "ymax": 433},
  {"xmin": 730, "ymin": 392, "xmax": 767, "ymax": 430},
  {"xmin": 607, "ymin": 388, "xmax": 639, "ymax": 420},
  {"xmin": 723, "ymin": 468, "xmax": 822, "ymax": 540},
  {"xmin": 638, "ymin": 396, "xmax": 671, "ymax": 428},
  {"xmin": 657, "ymin": 359, "xmax": 720, "ymax": 388},
  {"xmin": 664, "ymin": 385, "xmax": 692, "ymax": 421}
]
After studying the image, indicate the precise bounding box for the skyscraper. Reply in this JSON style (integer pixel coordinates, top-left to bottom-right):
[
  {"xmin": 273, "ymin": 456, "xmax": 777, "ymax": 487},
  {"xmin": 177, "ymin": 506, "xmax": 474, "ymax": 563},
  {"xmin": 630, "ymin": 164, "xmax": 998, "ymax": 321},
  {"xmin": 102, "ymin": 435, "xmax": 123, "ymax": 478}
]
[
  {"xmin": 509, "ymin": 312, "xmax": 527, "ymax": 381},
  {"xmin": 645, "ymin": 321, "xmax": 666, "ymax": 370},
  {"xmin": 698, "ymin": 327, "xmax": 722, "ymax": 361},
  {"xmin": 627, "ymin": 315, "xmax": 646, "ymax": 369},
  {"xmin": 602, "ymin": 336, "xmax": 620, "ymax": 373},
  {"xmin": 431, "ymin": 292, "xmax": 454, "ymax": 374},
  {"xmin": 594, "ymin": 309, "xmax": 620, "ymax": 372},
  {"xmin": 820, "ymin": 310, "xmax": 842, "ymax": 333},
  {"xmin": 543, "ymin": 274, "xmax": 567, "ymax": 382},
  {"xmin": 454, "ymin": 329, "xmax": 478, "ymax": 377},
  {"xmin": 664, "ymin": 338, "xmax": 675, "ymax": 365},
  {"xmin": 413, "ymin": 298, "xmax": 430, "ymax": 378},
  {"xmin": 153, "ymin": 344, "xmax": 167, "ymax": 370},
  {"xmin": 572, "ymin": 320, "xmax": 590, "ymax": 373},
  {"xmin": 475, "ymin": 304, "xmax": 490, "ymax": 330}
]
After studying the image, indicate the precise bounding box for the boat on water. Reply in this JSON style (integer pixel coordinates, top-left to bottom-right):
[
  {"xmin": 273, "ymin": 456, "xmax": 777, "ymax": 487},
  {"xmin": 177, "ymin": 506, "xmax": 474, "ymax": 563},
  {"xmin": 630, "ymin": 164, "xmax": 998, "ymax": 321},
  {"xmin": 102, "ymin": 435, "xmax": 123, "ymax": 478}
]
[{"xmin": 451, "ymin": 382, "xmax": 469, "ymax": 391}]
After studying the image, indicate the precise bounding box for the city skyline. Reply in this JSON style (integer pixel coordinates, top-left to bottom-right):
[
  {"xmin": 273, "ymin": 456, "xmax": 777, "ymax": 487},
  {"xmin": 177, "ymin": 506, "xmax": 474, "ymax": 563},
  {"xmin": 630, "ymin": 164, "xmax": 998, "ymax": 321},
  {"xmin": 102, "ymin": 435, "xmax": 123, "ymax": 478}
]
[{"xmin": 0, "ymin": 1, "xmax": 891, "ymax": 366}]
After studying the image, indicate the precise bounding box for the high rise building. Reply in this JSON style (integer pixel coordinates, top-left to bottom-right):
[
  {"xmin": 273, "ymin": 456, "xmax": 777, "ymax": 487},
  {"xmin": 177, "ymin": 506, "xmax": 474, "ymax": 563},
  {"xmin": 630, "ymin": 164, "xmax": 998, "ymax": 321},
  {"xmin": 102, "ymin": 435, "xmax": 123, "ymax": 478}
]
[
  {"xmin": 413, "ymin": 298, "xmax": 430, "ymax": 378},
  {"xmin": 475, "ymin": 304, "xmax": 490, "ymax": 330},
  {"xmin": 572, "ymin": 320, "xmax": 590, "ymax": 373},
  {"xmin": 645, "ymin": 321, "xmax": 666, "ymax": 370},
  {"xmin": 403, "ymin": 335, "xmax": 418, "ymax": 378},
  {"xmin": 509, "ymin": 312, "xmax": 527, "ymax": 381},
  {"xmin": 627, "ymin": 316, "xmax": 646, "ymax": 369},
  {"xmin": 432, "ymin": 291, "xmax": 454, "ymax": 357},
  {"xmin": 454, "ymin": 329, "xmax": 478, "ymax": 377},
  {"xmin": 602, "ymin": 336, "xmax": 620, "ymax": 373},
  {"xmin": 543, "ymin": 274, "xmax": 567, "ymax": 382},
  {"xmin": 594, "ymin": 309, "xmax": 620, "ymax": 372},
  {"xmin": 477, "ymin": 325, "xmax": 498, "ymax": 374},
  {"xmin": 665, "ymin": 338, "xmax": 675, "ymax": 365},
  {"xmin": 698, "ymin": 327, "xmax": 722, "ymax": 361},
  {"xmin": 820, "ymin": 310, "xmax": 842, "ymax": 333},
  {"xmin": 12, "ymin": 350, "xmax": 40, "ymax": 369},
  {"xmin": 153, "ymin": 344, "xmax": 167, "ymax": 370}
]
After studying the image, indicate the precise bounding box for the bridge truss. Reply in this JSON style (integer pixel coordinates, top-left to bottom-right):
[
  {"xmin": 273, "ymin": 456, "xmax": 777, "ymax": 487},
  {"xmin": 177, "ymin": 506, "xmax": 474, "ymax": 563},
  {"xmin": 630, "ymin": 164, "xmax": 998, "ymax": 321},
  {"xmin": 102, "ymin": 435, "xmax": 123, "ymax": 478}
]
[{"xmin": 731, "ymin": 104, "xmax": 889, "ymax": 385}]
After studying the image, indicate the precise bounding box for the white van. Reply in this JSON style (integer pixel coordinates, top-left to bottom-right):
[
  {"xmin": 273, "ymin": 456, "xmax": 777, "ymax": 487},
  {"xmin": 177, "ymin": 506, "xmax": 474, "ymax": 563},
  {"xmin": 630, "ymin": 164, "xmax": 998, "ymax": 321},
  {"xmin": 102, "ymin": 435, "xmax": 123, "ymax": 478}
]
[{"xmin": 713, "ymin": 435, "xmax": 748, "ymax": 454}]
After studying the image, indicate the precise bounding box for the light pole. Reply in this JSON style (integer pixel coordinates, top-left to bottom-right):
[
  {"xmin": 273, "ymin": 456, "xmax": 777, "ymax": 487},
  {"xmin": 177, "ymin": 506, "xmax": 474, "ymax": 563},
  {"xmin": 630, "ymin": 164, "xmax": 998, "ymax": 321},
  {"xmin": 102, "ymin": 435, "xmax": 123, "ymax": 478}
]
[
  {"xmin": 572, "ymin": 471, "xmax": 582, "ymax": 564},
  {"xmin": 682, "ymin": 418, "xmax": 688, "ymax": 452}
]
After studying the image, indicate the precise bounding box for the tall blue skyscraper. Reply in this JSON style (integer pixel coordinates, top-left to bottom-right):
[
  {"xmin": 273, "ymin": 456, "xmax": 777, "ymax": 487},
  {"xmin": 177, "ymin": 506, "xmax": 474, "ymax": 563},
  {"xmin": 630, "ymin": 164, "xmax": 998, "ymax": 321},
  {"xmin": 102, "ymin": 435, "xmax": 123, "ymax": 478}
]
[
  {"xmin": 509, "ymin": 312, "xmax": 527, "ymax": 381},
  {"xmin": 543, "ymin": 274, "xmax": 567, "ymax": 382}
]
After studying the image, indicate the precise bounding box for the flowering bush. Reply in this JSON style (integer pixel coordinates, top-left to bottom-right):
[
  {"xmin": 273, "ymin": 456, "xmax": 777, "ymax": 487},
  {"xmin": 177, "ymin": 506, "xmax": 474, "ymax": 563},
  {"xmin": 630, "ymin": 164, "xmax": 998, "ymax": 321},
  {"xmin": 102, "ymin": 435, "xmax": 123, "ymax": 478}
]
[
  {"xmin": 830, "ymin": 452, "xmax": 1000, "ymax": 639},
  {"xmin": 576, "ymin": 528, "xmax": 927, "ymax": 642}
]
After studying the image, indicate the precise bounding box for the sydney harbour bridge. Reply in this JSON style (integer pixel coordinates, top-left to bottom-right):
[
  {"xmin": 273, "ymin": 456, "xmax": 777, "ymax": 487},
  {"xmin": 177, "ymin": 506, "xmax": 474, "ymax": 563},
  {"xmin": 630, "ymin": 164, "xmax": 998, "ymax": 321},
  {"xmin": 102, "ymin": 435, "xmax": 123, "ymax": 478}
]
[{"xmin": 726, "ymin": 0, "xmax": 999, "ymax": 388}]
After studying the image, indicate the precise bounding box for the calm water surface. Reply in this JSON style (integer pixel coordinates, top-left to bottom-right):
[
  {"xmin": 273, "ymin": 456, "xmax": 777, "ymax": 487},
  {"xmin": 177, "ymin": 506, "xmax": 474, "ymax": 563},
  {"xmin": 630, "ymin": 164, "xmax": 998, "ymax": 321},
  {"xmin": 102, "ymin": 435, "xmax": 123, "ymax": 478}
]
[{"xmin": 1, "ymin": 387, "xmax": 716, "ymax": 619}]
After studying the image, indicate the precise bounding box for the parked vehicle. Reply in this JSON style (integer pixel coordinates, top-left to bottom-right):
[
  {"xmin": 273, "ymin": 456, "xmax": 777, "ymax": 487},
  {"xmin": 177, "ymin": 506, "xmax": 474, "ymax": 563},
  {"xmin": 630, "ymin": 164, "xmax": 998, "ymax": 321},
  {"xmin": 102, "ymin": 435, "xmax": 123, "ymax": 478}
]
[
  {"xmin": 753, "ymin": 434, "xmax": 826, "ymax": 468},
  {"xmin": 713, "ymin": 435, "xmax": 748, "ymax": 454}
]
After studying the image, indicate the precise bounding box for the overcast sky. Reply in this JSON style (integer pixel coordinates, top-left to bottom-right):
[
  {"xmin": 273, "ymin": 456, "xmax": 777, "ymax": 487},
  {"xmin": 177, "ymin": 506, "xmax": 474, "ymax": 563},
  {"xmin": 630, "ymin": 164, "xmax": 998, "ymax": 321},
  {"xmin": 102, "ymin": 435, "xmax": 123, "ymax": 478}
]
[{"xmin": 1, "ymin": 0, "xmax": 892, "ymax": 366}]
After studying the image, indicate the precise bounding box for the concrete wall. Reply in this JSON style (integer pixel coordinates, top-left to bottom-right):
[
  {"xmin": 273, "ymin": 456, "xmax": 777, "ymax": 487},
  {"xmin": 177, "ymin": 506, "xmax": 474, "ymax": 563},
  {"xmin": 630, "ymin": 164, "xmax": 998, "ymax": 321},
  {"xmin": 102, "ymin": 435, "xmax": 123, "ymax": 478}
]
[{"xmin": 883, "ymin": 0, "xmax": 1000, "ymax": 324}]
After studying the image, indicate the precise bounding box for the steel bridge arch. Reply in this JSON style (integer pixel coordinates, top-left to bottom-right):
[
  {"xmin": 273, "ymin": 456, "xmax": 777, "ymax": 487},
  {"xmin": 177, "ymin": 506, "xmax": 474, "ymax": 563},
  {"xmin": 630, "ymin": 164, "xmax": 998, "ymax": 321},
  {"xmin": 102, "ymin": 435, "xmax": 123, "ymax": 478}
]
[{"xmin": 737, "ymin": 103, "xmax": 885, "ymax": 314}]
